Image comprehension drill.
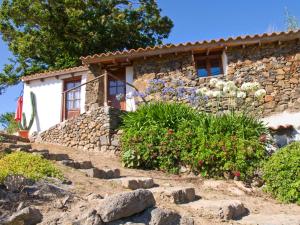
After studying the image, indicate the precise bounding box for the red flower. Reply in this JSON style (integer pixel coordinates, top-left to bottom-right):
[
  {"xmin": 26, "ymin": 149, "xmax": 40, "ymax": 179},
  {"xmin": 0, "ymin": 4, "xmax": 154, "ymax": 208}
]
[
  {"xmin": 167, "ymin": 129, "xmax": 174, "ymax": 135},
  {"xmin": 259, "ymin": 134, "xmax": 267, "ymax": 143},
  {"xmin": 233, "ymin": 171, "xmax": 241, "ymax": 177},
  {"xmin": 198, "ymin": 160, "xmax": 204, "ymax": 166}
]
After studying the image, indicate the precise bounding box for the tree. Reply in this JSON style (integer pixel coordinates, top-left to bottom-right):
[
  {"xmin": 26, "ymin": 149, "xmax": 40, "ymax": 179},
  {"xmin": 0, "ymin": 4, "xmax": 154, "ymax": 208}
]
[
  {"xmin": 0, "ymin": 0, "xmax": 173, "ymax": 93},
  {"xmin": 285, "ymin": 7, "xmax": 299, "ymax": 31},
  {"xmin": 0, "ymin": 112, "xmax": 18, "ymax": 134}
]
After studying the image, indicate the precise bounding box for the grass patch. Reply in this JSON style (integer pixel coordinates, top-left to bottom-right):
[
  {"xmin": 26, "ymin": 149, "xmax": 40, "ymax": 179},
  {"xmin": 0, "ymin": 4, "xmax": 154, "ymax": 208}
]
[{"xmin": 0, "ymin": 151, "xmax": 63, "ymax": 183}]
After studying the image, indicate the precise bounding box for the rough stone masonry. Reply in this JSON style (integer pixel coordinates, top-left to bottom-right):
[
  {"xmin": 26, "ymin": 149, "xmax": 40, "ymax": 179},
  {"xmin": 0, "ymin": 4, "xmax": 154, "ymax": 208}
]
[{"xmin": 38, "ymin": 106, "xmax": 122, "ymax": 152}]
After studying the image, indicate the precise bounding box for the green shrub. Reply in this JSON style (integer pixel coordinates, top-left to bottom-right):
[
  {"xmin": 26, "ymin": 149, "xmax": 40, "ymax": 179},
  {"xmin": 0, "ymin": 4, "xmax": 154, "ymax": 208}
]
[
  {"xmin": 121, "ymin": 102, "xmax": 268, "ymax": 180},
  {"xmin": 0, "ymin": 152, "xmax": 63, "ymax": 183},
  {"xmin": 263, "ymin": 142, "xmax": 300, "ymax": 205}
]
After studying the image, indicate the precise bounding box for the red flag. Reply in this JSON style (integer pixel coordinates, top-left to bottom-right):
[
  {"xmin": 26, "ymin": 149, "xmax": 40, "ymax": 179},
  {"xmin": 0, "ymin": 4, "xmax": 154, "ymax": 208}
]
[{"xmin": 15, "ymin": 96, "xmax": 23, "ymax": 122}]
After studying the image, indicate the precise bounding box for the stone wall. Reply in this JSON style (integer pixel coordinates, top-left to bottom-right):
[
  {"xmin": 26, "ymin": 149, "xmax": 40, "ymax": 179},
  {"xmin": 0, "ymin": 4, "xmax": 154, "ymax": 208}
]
[
  {"xmin": 85, "ymin": 65, "xmax": 106, "ymax": 111},
  {"xmin": 133, "ymin": 40, "xmax": 300, "ymax": 117},
  {"xmin": 38, "ymin": 106, "xmax": 122, "ymax": 153}
]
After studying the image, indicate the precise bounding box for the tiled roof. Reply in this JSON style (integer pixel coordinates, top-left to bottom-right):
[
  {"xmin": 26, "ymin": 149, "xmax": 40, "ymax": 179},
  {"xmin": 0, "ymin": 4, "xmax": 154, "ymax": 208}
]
[
  {"xmin": 81, "ymin": 30, "xmax": 300, "ymax": 64},
  {"xmin": 22, "ymin": 66, "xmax": 89, "ymax": 82}
]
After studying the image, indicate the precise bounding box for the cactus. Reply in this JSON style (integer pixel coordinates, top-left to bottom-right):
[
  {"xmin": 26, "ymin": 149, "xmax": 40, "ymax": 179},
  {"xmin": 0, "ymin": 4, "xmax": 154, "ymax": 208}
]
[{"xmin": 19, "ymin": 92, "xmax": 36, "ymax": 131}]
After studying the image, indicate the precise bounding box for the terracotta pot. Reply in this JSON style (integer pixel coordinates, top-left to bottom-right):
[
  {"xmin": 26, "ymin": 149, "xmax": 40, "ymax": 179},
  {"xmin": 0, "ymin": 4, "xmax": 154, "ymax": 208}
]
[{"xmin": 18, "ymin": 130, "xmax": 29, "ymax": 139}]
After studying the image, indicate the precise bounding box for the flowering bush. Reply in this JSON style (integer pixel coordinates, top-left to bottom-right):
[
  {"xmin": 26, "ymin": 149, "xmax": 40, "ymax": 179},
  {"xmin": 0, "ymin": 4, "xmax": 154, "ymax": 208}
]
[
  {"xmin": 263, "ymin": 142, "xmax": 300, "ymax": 205},
  {"xmin": 126, "ymin": 77, "xmax": 266, "ymax": 115},
  {"xmin": 121, "ymin": 102, "xmax": 268, "ymax": 180}
]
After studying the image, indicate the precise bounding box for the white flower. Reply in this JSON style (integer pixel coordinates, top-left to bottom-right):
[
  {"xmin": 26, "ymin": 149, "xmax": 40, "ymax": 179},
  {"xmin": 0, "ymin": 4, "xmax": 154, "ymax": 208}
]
[
  {"xmin": 252, "ymin": 82, "xmax": 260, "ymax": 91},
  {"xmin": 126, "ymin": 92, "xmax": 133, "ymax": 99},
  {"xmin": 227, "ymin": 91, "xmax": 236, "ymax": 97},
  {"xmin": 254, "ymin": 89, "xmax": 266, "ymax": 99},
  {"xmin": 237, "ymin": 91, "xmax": 247, "ymax": 99},
  {"xmin": 212, "ymin": 90, "xmax": 222, "ymax": 98},
  {"xmin": 116, "ymin": 93, "xmax": 124, "ymax": 101},
  {"xmin": 209, "ymin": 78, "xmax": 219, "ymax": 87},
  {"xmin": 225, "ymin": 81, "xmax": 237, "ymax": 90},
  {"xmin": 205, "ymin": 90, "xmax": 214, "ymax": 97},
  {"xmin": 241, "ymin": 82, "xmax": 260, "ymax": 92},
  {"xmin": 196, "ymin": 87, "xmax": 208, "ymax": 95},
  {"xmin": 223, "ymin": 86, "xmax": 230, "ymax": 93},
  {"xmin": 215, "ymin": 80, "xmax": 225, "ymax": 90}
]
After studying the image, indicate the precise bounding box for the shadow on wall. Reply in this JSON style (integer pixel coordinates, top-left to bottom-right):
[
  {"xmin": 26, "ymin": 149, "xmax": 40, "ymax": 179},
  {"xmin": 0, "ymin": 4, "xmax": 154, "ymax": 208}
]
[
  {"xmin": 33, "ymin": 92, "xmax": 41, "ymax": 133},
  {"xmin": 270, "ymin": 125, "xmax": 300, "ymax": 148}
]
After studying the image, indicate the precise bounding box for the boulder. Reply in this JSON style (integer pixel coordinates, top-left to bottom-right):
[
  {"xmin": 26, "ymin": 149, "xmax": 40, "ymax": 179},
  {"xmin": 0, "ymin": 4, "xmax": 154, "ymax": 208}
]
[
  {"xmin": 107, "ymin": 207, "xmax": 194, "ymax": 225},
  {"xmin": 4, "ymin": 207, "xmax": 42, "ymax": 225},
  {"xmin": 151, "ymin": 187, "xmax": 195, "ymax": 204},
  {"xmin": 97, "ymin": 189, "xmax": 155, "ymax": 222},
  {"xmin": 120, "ymin": 177, "xmax": 155, "ymax": 190},
  {"xmin": 185, "ymin": 199, "xmax": 248, "ymax": 220}
]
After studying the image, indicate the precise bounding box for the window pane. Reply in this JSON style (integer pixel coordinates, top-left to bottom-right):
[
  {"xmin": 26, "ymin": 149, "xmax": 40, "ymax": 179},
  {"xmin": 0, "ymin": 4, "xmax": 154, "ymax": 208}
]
[
  {"xmin": 117, "ymin": 80, "xmax": 124, "ymax": 86},
  {"xmin": 75, "ymin": 90, "xmax": 81, "ymax": 99},
  {"xmin": 198, "ymin": 68, "xmax": 208, "ymax": 77},
  {"xmin": 67, "ymin": 101, "xmax": 73, "ymax": 110},
  {"xmin": 109, "ymin": 81, "xmax": 116, "ymax": 87},
  {"xmin": 109, "ymin": 87, "xmax": 116, "ymax": 95},
  {"xmin": 117, "ymin": 86, "xmax": 125, "ymax": 94},
  {"xmin": 67, "ymin": 92, "xmax": 74, "ymax": 100},
  {"xmin": 66, "ymin": 82, "xmax": 74, "ymax": 89},
  {"xmin": 211, "ymin": 67, "xmax": 222, "ymax": 76},
  {"xmin": 210, "ymin": 58, "xmax": 222, "ymax": 76},
  {"xmin": 74, "ymin": 100, "xmax": 80, "ymax": 109}
]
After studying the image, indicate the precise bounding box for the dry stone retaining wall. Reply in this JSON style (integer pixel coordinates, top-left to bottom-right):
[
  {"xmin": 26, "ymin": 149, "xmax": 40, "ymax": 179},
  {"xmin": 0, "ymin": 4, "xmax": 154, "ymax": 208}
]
[{"xmin": 38, "ymin": 106, "xmax": 122, "ymax": 152}]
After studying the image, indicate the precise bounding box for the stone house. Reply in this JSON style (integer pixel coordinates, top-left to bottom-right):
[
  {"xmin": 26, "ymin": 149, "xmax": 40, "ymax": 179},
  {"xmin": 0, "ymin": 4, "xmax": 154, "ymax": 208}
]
[{"xmin": 22, "ymin": 30, "xmax": 300, "ymax": 150}]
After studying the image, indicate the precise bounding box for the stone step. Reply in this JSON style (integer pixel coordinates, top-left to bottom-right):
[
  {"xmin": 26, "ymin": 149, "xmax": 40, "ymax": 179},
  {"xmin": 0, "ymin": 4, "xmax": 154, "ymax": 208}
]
[
  {"xmin": 1, "ymin": 143, "xmax": 32, "ymax": 151},
  {"xmin": 112, "ymin": 177, "xmax": 155, "ymax": 190},
  {"xmin": 60, "ymin": 159, "xmax": 93, "ymax": 169},
  {"xmin": 150, "ymin": 186, "xmax": 196, "ymax": 204},
  {"xmin": 83, "ymin": 168, "xmax": 120, "ymax": 179},
  {"xmin": 238, "ymin": 214, "xmax": 300, "ymax": 225},
  {"xmin": 183, "ymin": 199, "xmax": 248, "ymax": 220}
]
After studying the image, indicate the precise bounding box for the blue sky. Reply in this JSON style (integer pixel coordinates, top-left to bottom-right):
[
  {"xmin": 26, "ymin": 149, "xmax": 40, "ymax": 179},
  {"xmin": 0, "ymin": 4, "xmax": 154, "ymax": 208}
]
[{"xmin": 0, "ymin": 0, "xmax": 299, "ymax": 115}]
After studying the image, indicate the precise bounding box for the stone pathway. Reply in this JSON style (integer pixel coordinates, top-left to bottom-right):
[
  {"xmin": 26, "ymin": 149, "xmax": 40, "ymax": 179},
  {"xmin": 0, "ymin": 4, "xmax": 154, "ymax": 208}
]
[{"xmin": 3, "ymin": 141, "xmax": 300, "ymax": 225}]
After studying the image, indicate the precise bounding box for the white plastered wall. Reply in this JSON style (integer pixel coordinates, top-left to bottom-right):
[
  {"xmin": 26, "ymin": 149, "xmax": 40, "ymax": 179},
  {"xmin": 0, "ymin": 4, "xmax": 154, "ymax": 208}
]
[
  {"xmin": 222, "ymin": 51, "xmax": 228, "ymax": 75},
  {"xmin": 125, "ymin": 66, "xmax": 136, "ymax": 111},
  {"xmin": 23, "ymin": 72, "xmax": 87, "ymax": 134}
]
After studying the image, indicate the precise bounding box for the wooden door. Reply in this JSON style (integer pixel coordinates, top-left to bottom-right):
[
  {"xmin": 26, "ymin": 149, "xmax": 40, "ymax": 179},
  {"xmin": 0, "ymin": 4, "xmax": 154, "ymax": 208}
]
[
  {"xmin": 108, "ymin": 69, "xmax": 126, "ymax": 110},
  {"xmin": 64, "ymin": 78, "xmax": 81, "ymax": 120}
]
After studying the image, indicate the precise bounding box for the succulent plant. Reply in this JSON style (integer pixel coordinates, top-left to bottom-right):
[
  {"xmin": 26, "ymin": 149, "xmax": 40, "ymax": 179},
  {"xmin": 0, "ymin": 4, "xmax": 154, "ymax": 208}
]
[{"xmin": 19, "ymin": 92, "xmax": 36, "ymax": 131}]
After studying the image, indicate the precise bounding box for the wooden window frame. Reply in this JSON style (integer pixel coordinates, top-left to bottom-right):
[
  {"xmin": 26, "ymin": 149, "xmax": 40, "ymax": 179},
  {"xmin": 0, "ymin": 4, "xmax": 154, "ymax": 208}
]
[{"xmin": 195, "ymin": 54, "xmax": 223, "ymax": 77}]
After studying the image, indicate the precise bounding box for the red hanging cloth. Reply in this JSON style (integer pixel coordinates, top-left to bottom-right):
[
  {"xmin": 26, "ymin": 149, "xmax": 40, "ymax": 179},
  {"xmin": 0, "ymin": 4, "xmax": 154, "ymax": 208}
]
[{"xmin": 15, "ymin": 96, "xmax": 23, "ymax": 122}]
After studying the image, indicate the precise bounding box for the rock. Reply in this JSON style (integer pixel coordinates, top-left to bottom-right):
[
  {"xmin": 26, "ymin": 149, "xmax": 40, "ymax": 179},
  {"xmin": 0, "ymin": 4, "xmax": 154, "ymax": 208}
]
[
  {"xmin": 73, "ymin": 209, "xmax": 103, "ymax": 225},
  {"xmin": 33, "ymin": 182, "xmax": 70, "ymax": 198},
  {"xmin": 4, "ymin": 175, "xmax": 34, "ymax": 192},
  {"xmin": 120, "ymin": 177, "xmax": 155, "ymax": 190},
  {"xmin": 5, "ymin": 207, "xmax": 43, "ymax": 225},
  {"xmin": 151, "ymin": 187, "xmax": 195, "ymax": 204},
  {"xmin": 84, "ymin": 168, "xmax": 120, "ymax": 179},
  {"xmin": 97, "ymin": 189, "xmax": 155, "ymax": 222},
  {"xmin": 86, "ymin": 193, "xmax": 103, "ymax": 202},
  {"xmin": 185, "ymin": 199, "xmax": 248, "ymax": 220},
  {"xmin": 239, "ymin": 214, "xmax": 300, "ymax": 225},
  {"xmin": 61, "ymin": 160, "xmax": 93, "ymax": 169},
  {"xmin": 108, "ymin": 207, "xmax": 194, "ymax": 225},
  {"xmin": 49, "ymin": 153, "xmax": 69, "ymax": 161}
]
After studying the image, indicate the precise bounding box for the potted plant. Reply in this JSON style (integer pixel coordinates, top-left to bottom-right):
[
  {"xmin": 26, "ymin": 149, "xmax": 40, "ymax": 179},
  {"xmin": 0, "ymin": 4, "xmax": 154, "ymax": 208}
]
[{"xmin": 18, "ymin": 92, "xmax": 36, "ymax": 138}]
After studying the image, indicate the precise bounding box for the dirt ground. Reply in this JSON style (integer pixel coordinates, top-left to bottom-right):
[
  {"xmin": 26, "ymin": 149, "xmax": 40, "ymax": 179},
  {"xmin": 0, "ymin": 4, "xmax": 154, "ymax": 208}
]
[{"xmin": 32, "ymin": 142, "xmax": 300, "ymax": 225}]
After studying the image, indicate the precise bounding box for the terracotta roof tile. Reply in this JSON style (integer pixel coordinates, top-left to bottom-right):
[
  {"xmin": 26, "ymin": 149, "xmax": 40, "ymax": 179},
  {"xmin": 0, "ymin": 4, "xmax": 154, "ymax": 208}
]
[
  {"xmin": 22, "ymin": 66, "xmax": 89, "ymax": 82},
  {"xmin": 80, "ymin": 30, "xmax": 300, "ymax": 64}
]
